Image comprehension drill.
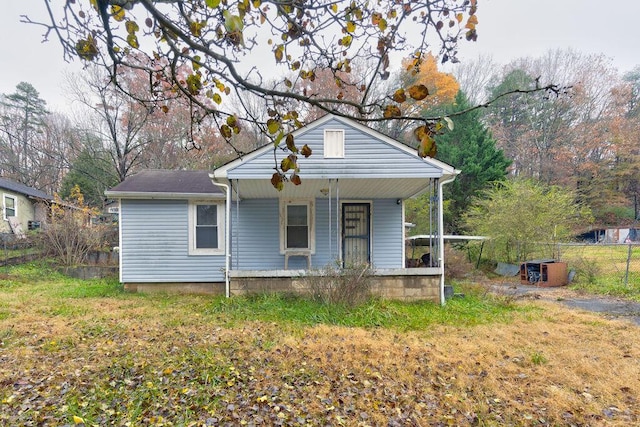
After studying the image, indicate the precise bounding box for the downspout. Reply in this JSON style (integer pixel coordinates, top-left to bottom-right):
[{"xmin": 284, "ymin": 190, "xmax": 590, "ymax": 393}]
[
  {"xmin": 235, "ymin": 179, "xmax": 239, "ymax": 270},
  {"xmin": 438, "ymin": 174, "xmax": 457, "ymax": 305},
  {"xmin": 336, "ymin": 179, "xmax": 340, "ymax": 262},
  {"xmin": 117, "ymin": 199, "xmax": 123, "ymax": 284},
  {"xmin": 328, "ymin": 179, "xmax": 332, "ymax": 260},
  {"xmin": 211, "ymin": 179, "xmax": 231, "ymax": 298}
]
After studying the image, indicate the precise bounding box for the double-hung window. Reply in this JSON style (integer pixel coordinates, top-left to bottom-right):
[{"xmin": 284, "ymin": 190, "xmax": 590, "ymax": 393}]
[
  {"xmin": 286, "ymin": 205, "xmax": 308, "ymax": 249},
  {"xmin": 280, "ymin": 200, "xmax": 315, "ymax": 253},
  {"xmin": 189, "ymin": 201, "xmax": 224, "ymax": 255},
  {"xmin": 3, "ymin": 195, "xmax": 16, "ymax": 220}
]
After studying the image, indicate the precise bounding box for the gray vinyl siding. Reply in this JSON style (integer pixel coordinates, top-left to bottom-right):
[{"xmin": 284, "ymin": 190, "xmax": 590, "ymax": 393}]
[
  {"xmin": 371, "ymin": 199, "xmax": 404, "ymax": 269},
  {"xmin": 227, "ymin": 118, "xmax": 443, "ymax": 180},
  {"xmin": 230, "ymin": 199, "xmax": 282, "ymax": 270},
  {"xmin": 229, "ymin": 198, "xmax": 402, "ymax": 270},
  {"xmin": 230, "ymin": 198, "xmax": 341, "ymax": 270},
  {"xmin": 120, "ymin": 199, "xmax": 224, "ymax": 282}
]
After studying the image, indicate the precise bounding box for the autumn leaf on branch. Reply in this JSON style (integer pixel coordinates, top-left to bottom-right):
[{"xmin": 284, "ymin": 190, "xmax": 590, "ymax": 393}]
[{"xmin": 31, "ymin": 0, "xmax": 565, "ymax": 189}]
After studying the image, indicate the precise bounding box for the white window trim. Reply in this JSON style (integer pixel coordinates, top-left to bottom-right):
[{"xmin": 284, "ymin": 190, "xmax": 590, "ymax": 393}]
[
  {"xmin": 324, "ymin": 129, "xmax": 345, "ymax": 158},
  {"xmin": 188, "ymin": 200, "xmax": 225, "ymax": 255},
  {"xmin": 3, "ymin": 194, "xmax": 17, "ymax": 221},
  {"xmin": 280, "ymin": 199, "xmax": 315, "ymax": 254}
]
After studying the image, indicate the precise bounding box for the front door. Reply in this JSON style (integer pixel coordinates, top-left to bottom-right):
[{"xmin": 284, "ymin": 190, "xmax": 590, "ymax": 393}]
[{"xmin": 342, "ymin": 203, "xmax": 371, "ymax": 267}]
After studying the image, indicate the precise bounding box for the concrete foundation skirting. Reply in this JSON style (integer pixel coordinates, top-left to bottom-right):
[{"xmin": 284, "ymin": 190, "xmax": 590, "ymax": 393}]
[
  {"xmin": 232, "ymin": 275, "xmax": 441, "ymax": 302},
  {"xmin": 124, "ymin": 282, "xmax": 225, "ymax": 295},
  {"xmin": 124, "ymin": 275, "xmax": 441, "ymax": 302}
]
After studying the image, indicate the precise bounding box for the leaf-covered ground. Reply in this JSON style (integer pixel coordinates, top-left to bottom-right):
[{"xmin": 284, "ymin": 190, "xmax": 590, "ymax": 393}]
[{"xmin": 0, "ymin": 266, "xmax": 638, "ymax": 426}]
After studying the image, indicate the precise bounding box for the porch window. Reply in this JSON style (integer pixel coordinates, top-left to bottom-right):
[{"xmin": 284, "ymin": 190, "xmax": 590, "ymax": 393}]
[
  {"xmin": 324, "ymin": 129, "xmax": 344, "ymax": 158},
  {"xmin": 188, "ymin": 201, "xmax": 225, "ymax": 255},
  {"xmin": 287, "ymin": 205, "xmax": 308, "ymax": 248},
  {"xmin": 280, "ymin": 200, "xmax": 315, "ymax": 253},
  {"xmin": 3, "ymin": 195, "xmax": 16, "ymax": 220}
]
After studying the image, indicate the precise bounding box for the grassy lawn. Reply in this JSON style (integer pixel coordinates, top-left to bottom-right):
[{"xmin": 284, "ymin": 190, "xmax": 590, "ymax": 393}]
[
  {"xmin": 1, "ymin": 263, "xmax": 639, "ymax": 425},
  {"xmin": 559, "ymin": 244, "xmax": 640, "ymax": 301}
]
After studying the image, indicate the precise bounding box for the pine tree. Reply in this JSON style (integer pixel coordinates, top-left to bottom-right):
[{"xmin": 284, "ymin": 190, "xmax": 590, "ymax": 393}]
[
  {"xmin": 436, "ymin": 91, "xmax": 511, "ymax": 232},
  {"xmin": 0, "ymin": 82, "xmax": 49, "ymax": 185}
]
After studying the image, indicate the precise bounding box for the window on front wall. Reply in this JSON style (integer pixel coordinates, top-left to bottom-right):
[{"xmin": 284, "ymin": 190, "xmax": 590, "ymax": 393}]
[
  {"xmin": 189, "ymin": 201, "xmax": 224, "ymax": 255},
  {"xmin": 3, "ymin": 195, "xmax": 16, "ymax": 220},
  {"xmin": 287, "ymin": 204, "xmax": 308, "ymax": 248},
  {"xmin": 280, "ymin": 200, "xmax": 315, "ymax": 253},
  {"xmin": 196, "ymin": 204, "xmax": 218, "ymax": 248}
]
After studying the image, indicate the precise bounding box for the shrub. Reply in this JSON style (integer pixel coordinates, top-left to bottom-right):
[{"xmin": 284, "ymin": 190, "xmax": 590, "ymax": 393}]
[
  {"xmin": 464, "ymin": 179, "xmax": 593, "ymax": 263},
  {"xmin": 304, "ymin": 261, "xmax": 372, "ymax": 307},
  {"xmin": 37, "ymin": 186, "xmax": 111, "ymax": 266},
  {"xmin": 444, "ymin": 244, "xmax": 482, "ymax": 281}
]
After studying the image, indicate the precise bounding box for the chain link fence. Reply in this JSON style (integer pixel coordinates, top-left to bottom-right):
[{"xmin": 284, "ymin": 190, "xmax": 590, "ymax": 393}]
[
  {"xmin": 557, "ymin": 243, "xmax": 640, "ymax": 287},
  {"xmin": 455, "ymin": 240, "xmax": 640, "ymax": 289}
]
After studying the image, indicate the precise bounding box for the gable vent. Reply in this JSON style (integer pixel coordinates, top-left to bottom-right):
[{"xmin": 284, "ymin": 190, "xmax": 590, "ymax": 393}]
[{"xmin": 324, "ymin": 129, "xmax": 345, "ymax": 158}]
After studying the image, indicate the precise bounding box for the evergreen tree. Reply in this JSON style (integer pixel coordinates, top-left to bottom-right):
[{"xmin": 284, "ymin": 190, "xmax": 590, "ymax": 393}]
[
  {"xmin": 436, "ymin": 91, "xmax": 511, "ymax": 232},
  {"xmin": 60, "ymin": 137, "xmax": 119, "ymax": 207},
  {"xmin": 405, "ymin": 91, "xmax": 511, "ymax": 235},
  {"xmin": 0, "ymin": 82, "xmax": 49, "ymax": 185}
]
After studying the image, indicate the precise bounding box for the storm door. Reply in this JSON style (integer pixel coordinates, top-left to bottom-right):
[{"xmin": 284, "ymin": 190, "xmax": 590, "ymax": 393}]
[{"xmin": 341, "ymin": 203, "xmax": 371, "ymax": 267}]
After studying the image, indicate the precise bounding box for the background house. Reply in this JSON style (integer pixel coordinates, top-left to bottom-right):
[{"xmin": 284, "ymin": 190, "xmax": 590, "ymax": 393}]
[
  {"xmin": 0, "ymin": 177, "xmax": 52, "ymax": 239},
  {"xmin": 106, "ymin": 115, "xmax": 459, "ymax": 303}
]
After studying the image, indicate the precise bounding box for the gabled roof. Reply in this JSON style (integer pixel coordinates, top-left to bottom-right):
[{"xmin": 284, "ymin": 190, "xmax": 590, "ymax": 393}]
[
  {"xmin": 0, "ymin": 177, "xmax": 52, "ymax": 200},
  {"xmin": 213, "ymin": 114, "xmax": 458, "ymax": 179},
  {"xmin": 105, "ymin": 170, "xmax": 224, "ymax": 199}
]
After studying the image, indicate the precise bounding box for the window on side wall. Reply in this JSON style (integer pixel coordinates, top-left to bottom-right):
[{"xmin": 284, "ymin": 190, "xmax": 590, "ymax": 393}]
[
  {"xmin": 324, "ymin": 129, "xmax": 345, "ymax": 158},
  {"xmin": 3, "ymin": 194, "xmax": 16, "ymax": 220},
  {"xmin": 189, "ymin": 201, "xmax": 224, "ymax": 255},
  {"xmin": 280, "ymin": 200, "xmax": 315, "ymax": 253}
]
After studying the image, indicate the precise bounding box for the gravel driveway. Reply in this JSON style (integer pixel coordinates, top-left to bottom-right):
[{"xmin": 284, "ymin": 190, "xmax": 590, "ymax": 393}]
[{"xmin": 486, "ymin": 282, "xmax": 640, "ymax": 326}]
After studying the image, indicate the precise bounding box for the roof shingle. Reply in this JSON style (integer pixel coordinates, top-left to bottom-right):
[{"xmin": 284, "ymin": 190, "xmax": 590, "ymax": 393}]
[
  {"xmin": 107, "ymin": 170, "xmax": 222, "ymax": 196},
  {"xmin": 0, "ymin": 177, "xmax": 52, "ymax": 200}
]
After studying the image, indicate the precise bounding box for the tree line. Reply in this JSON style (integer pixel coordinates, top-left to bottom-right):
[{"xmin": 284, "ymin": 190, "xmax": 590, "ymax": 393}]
[{"xmin": 1, "ymin": 48, "xmax": 639, "ymax": 232}]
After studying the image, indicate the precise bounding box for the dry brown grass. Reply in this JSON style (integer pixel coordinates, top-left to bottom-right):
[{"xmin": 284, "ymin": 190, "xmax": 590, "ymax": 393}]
[{"xmin": 0, "ymin": 276, "xmax": 639, "ymax": 425}]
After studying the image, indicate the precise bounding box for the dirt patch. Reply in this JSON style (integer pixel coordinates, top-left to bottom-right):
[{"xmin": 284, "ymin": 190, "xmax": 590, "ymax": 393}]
[{"xmin": 486, "ymin": 281, "xmax": 640, "ymax": 326}]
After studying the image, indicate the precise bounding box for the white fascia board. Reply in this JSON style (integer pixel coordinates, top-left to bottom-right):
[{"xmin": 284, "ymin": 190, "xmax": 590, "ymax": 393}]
[
  {"xmin": 104, "ymin": 191, "xmax": 225, "ymax": 200},
  {"xmin": 406, "ymin": 169, "xmax": 460, "ymax": 199}
]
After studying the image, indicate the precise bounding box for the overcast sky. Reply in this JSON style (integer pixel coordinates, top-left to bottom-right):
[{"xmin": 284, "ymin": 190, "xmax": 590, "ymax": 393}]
[{"xmin": 1, "ymin": 0, "xmax": 639, "ymax": 112}]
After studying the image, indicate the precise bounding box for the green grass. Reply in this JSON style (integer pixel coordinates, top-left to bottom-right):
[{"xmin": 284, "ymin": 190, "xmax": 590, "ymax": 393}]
[
  {"xmin": 0, "ymin": 262, "xmax": 533, "ymax": 331},
  {"xmin": 200, "ymin": 283, "xmax": 535, "ymax": 331},
  {"xmin": 569, "ymin": 277, "xmax": 640, "ymax": 301},
  {"xmin": 558, "ymin": 244, "xmax": 640, "ymax": 301},
  {"xmin": 2, "ymin": 261, "xmax": 639, "ymax": 426}
]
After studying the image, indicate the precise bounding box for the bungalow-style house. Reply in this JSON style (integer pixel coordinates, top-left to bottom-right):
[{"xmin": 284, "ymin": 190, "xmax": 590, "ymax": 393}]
[
  {"xmin": 106, "ymin": 115, "xmax": 459, "ymax": 303},
  {"xmin": 0, "ymin": 177, "xmax": 53, "ymax": 239}
]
